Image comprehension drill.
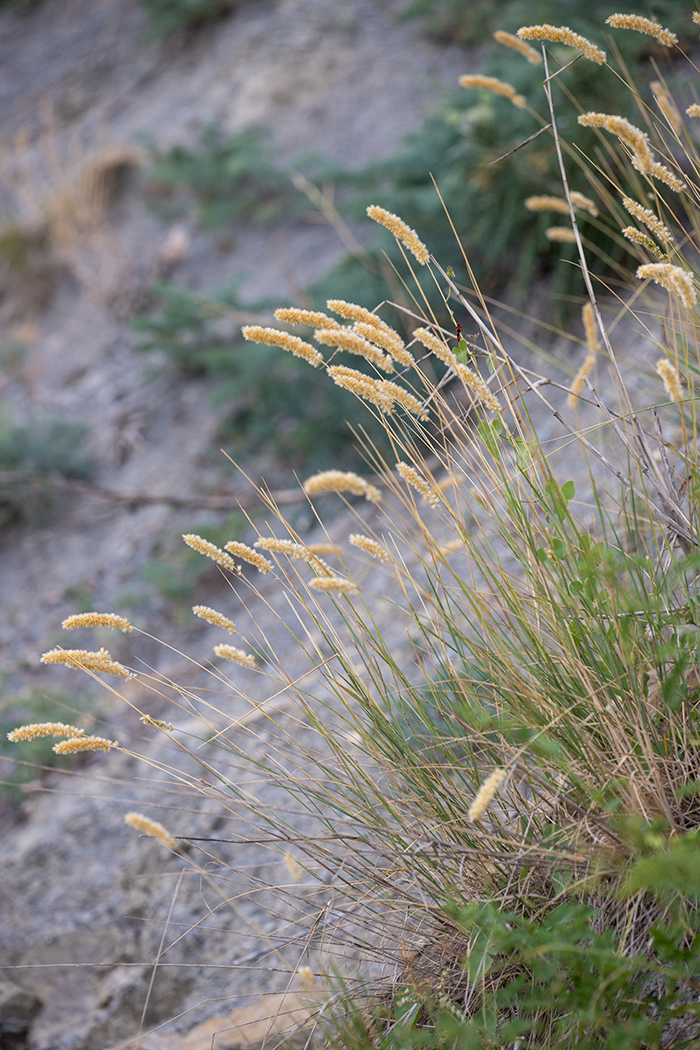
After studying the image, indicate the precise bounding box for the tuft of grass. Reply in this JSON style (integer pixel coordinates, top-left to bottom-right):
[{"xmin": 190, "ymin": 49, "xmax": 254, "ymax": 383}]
[{"xmin": 27, "ymin": 10, "xmax": 700, "ymax": 1047}]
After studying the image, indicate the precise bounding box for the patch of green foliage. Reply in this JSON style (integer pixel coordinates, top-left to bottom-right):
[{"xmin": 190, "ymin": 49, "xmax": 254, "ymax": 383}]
[
  {"xmin": 133, "ymin": 283, "xmax": 382, "ymax": 470},
  {"xmin": 138, "ymin": 0, "xmax": 239, "ymax": 37},
  {"xmin": 145, "ymin": 126, "xmax": 293, "ymax": 230},
  {"xmin": 0, "ymin": 408, "xmax": 93, "ymax": 532}
]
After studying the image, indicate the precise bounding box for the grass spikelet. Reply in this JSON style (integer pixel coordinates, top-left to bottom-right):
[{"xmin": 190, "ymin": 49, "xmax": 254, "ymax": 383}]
[
  {"xmin": 650, "ymin": 80, "xmax": 682, "ymax": 134},
  {"xmin": 284, "ymin": 852, "xmax": 303, "ymax": 881},
  {"xmin": 379, "ymin": 379, "xmax": 430, "ymax": 421},
  {"xmin": 314, "ymin": 327, "xmax": 395, "ymax": 372},
  {"xmin": 458, "ymin": 74, "xmax": 526, "ymax": 109},
  {"xmin": 62, "ymin": 613, "xmax": 133, "ymax": 633},
  {"xmin": 140, "ymin": 715, "xmax": 174, "ymax": 730},
  {"xmin": 183, "ymin": 534, "xmax": 239, "ymax": 573},
  {"xmin": 241, "ymin": 325, "xmax": 323, "ymax": 367},
  {"xmin": 578, "ymin": 113, "xmax": 653, "ymax": 173},
  {"xmin": 53, "ymin": 735, "xmax": 116, "ymax": 755},
  {"xmin": 353, "ymin": 321, "xmax": 415, "ymax": 368},
  {"xmin": 396, "ymin": 461, "xmax": 440, "ymax": 508},
  {"xmin": 605, "ymin": 14, "xmax": 678, "ymax": 48},
  {"xmin": 273, "ymin": 307, "xmax": 340, "ymax": 329},
  {"xmin": 582, "ymin": 302, "xmax": 600, "ymax": 353},
  {"xmin": 525, "ymin": 192, "xmax": 598, "ymax": 217},
  {"xmin": 516, "ymin": 24, "xmax": 606, "ymax": 64},
  {"xmin": 622, "ymin": 227, "xmax": 664, "ymax": 256},
  {"xmin": 656, "ymin": 357, "xmax": 683, "ymax": 402},
  {"xmin": 545, "ymin": 226, "xmax": 577, "ymax": 243},
  {"xmin": 213, "ymin": 644, "xmax": 256, "ymax": 668},
  {"xmin": 223, "ymin": 541, "xmax": 273, "ymax": 574},
  {"xmin": 192, "ymin": 605, "xmax": 238, "ymax": 634},
  {"xmin": 302, "ymin": 469, "xmax": 380, "ymax": 502},
  {"xmin": 694, "ymin": 12, "xmax": 700, "ymax": 25},
  {"xmin": 327, "ymin": 364, "xmax": 394, "ymax": 413},
  {"xmin": 124, "ymin": 812, "xmax": 176, "ymax": 849},
  {"xmin": 636, "ymin": 262, "xmax": 697, "ymax": 308},
  {"xmin": 305, "ymin": 542, "xmax": 339, "ymax": 555},
  {"xmin": 493, "ymin": 29, "xmax": 541, "ymax": 64},
  {"xmin": 454, "ymin": 362, "xmax": 501, "ymax": 412},
  {"xmin": 468, "ymin": 767, "xmax": 508, "ymax": 822},
  {"xmin": 309, "ymin": 577, "xmax": 359, "ymax": 595},
  {"xmin": 326, "ymin": 299, "xmax": 394, "ymax": 334},
  {"xmin": 645, "ymin": 160, "xmax": 687, "ymax": 193},
  {"xmin": 365, "ymin": 206, "xmax": 430, "ymax": 265},
  {"xmin": 40, "ymin": 647, "xmax": 132, "ymax": 679},
  {"xmin": 413, "ymin": 327, "xmax": 457, "ymax": 367},
  {"xmin": 255, "ymin": 537, "xmax": 332, "ymax": 573},
  {"xmin": 568, "ymin": 352, "xmax": 597, "ymax": 406},
  {"xmin": 687, "ymin": 104, "xmax": 700, "ymax": 117},
  {"xmin": 349, "ymin": 534, "xmax": 393, "ymax": 563},
  {"xmin": 622, "ymin": 197, "xmax": 673, "ymax": 242},
  {"xmin": 7, "ymin": 722, "xmax": 85, "ymax": 742}
]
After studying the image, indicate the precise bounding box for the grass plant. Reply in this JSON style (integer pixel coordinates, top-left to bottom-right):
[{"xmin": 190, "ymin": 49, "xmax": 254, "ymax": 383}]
[{"xmin": 15, "ymin": 10, "xmax": 700, "ymax": 1047}]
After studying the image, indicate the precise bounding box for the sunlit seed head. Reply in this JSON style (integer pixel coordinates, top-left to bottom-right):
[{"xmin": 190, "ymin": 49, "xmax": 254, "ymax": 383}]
[
  {"xmin": 140, "ymin": 715, "xmax": 175, "ymax": 731},
  {"xmin": 309, "ymin": 577, "xmax": 359, "ymax": 595},
  {"xmin": 493, "ymin": 29, "xmax": 541, "ymax": 64},
  {"xmin": 213, "ymin": 644, "xmax": 256, "ymax": 669},
  {"xmin": 621, "ymin": 197, "xmax": 673, "ymax": 243},
  {"xmin": 642, "ymin": 160, "xmax": 687, "ymax": 193},
  {"xmin": 458, "ymin": 74, "xmax": 526, "ymax": 109},
  {"xmin": 396, "ymin": 461, "xmax": 441, "ymax": 508},
  {"xmin": 686, "ymin": 104, "xmax": 700, "ymax": 117},
  {"xmin": 182, "ymin": 534, "xmax": 239, "ymax": 573},
  {"xmin": 578, "ymin": 113, "xmax": 653, "ymax": 173},
  {"xmin": 192, "ymin": 605, "xmax": 238, "ymax": 634},
  {"xmin": 412, "ymin": 327, "xmax": 457, "ymax": 367},
  {"xmin": 241, "ymin": 325, "xmax": 323, "ymax": 367},
  {"xmin": 314, "ymin": 326, "xmax": 395, "ymax": 372},
  {"xmin": 124, "ymin": 811, "xmax": 176, "ymax": 849},
  {"xmin": 353, "ymin": 322, "xmax": 414, "ymax": 368},
  {"xmin": 53, "ymin": 735, "xmax": 117, "ymax": 755},
  {"xmin": 605, "ymin": 14, "xmax": 677, "ymax": 48},
  {"xmin": 650, "ymin": 80, "xmax": 682, "ymax": 134},
  {"xmin": 378, "ymin": 379, "xmax": 430, "ymax": 421},
  {"xmin": 582, "ymin": 302, "xmax": 600, "ymax": 353},
  {"xmin": 365, "ymin": 206, "xmax": 429, "ymax": 265},
  {"xmin": 454, "ymin": 363, "xmax": 501, "ymax": 413},
  {"xmin": 655, "ymin": 358, "xmax": 683, "ymax": 402},
  {"xmin": 284, "ymin": 851, "xmax": 303, "ymax": 881},
  {"xmin": 274, "ymin": 307, "xmax": 340, "ymax": 329},
  {"xmin": 40, "ymin": 647, "xmax": 132, "ymax": 679},
  {"xmin": 223, "ymin": 541, "xmax": 272, "ymax": 574},
  {"xmin": 568, "ymin": 352, "xmax": 597, "ymax": 407},
  {"xmin": 516, "ymin": 24, "xmax": 606, "ymax": 64},
  {"xmin": 62, "ymin": 612, "xmax": 133, "ymax": 633},
  {"xmin": 303, "ymin": 469, "xmax": 379, "ymax": 501},
  {"xmin": 622, "ymin": 227, "xmax": 664, "ymax": 257},
  {"xmin": 349, "ymin": 534, "xmax": 393, "ymax": 563},
  {"xmin": 636, "ymin": 262, "xmax": 697, "ymax": 309},
  {"xmin": 7, "ymin": 722, "xmax": 86, "ymax": 742},
  {"xmin": 468, "ymin": 768, "xmax": 508, "ymax": 822}
]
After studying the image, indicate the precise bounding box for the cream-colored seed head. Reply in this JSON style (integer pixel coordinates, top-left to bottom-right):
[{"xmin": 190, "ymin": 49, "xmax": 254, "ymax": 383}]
[
  {"xmin": 637, "ymin": 263, "xmax": 697, "ymax": 309},
  {"xmin": 7, "ymin": 722, "xmax": 86, "ymax": 742},
  {"xmin": 223, "ymin": 541, "xmax": 272, "ymax": 574},
  {"xmin": 314, "ymin": 327, "xmax": 394, "ymax": 372},
  {"xmin": 349, "ymin": 534, "xmax": 393, "ymax": 563},
  {"xmin": 686, "ymin": 104, "xmax": 700, "ymax": 117},
  {"xmin": 454, "ymin": 363, "xmax": 501, "ymax": 413},
  {"xmin": 468, "ymin": 768, "xmax": 508, "ymax": 822},
  {"xmin": 493, "ymin": 30, "xmax": 541, "ymax": 64},
  {"xmin": 656, "ymin": 358, "xmax": 683, "ymax": 402},
  {"xmin": 517, "ymin": 24, "xmax": 606, "ymax": 64},
  {"xmin": 397, "ymin": 462, "xmax": 440, "ymax": 508},
  {"xmin": 353, "ymin": 322, "xmax": 414, "ymax": 368},
  {"xmin": 545, "ymin": 226, "xmax": 577, "ymax": 244},
  {"xmin": 241, "ymin": 325, "xmax": 323, "ymax": 367},
  {"xmin": 62, "ymin": 612, "xmax": 133, "ymax": 633},
  {"xmin": 412, "ymin": 327, "xmax": 457, "ymax": 367},
  {"xmin": 40, "ymin": 647, "xmax": 132, "ymax": 679},
  {"xmin": 214, "ymin": 644, "xmax": 256, "ymax": 669},
  {"xmin": 621, "ymin": 198, "xmax": 673, "ymax": 243},
  {"xmin": 124, "ymin": 812, "xmax": 176, "ymax": 849},
  {"xmin": 605, "ymin": 14, "xmax": 677, "ymax": 47},
  {"xmin": 274, "ymin": 307, "xmax": 340, "ymax": 329},
  {"xmin": 458, "ymin": 74, "xmax": 526, "ymax": 109},
  {"xmin": 622, "ymin": 227, "xmax": 664, "ymax": 256},
  {"xmin": 578, "ymin": 113, "xmax": 653, "ymax": 173},
  {"xmin": 53, "ymin": 735, "xmax": 117, "ymax": 754},
  {"xmin": 365, "ymin": 206, "xmax": 429, "ymax": 265},
  {"xmin": 309, "ymin": 577, "xmax": 359, "ymax": 595},
  {"xmin": 182, "ymin": 534, "xmax": 239, "ymax": 573},
  {"xmin": 303, "ymin": 469, "xmax": 380, "ymax": 502},
  {"xmin": 140, "ymin": 715, "xmax": 175, "ymax": 730},
  {"xmin": 568, "ymin": 352, "xmax": 597, "ymax": 407},
  {"xmin": 192, "ymin": 605, "xmax": 238, "ymax": 634}
]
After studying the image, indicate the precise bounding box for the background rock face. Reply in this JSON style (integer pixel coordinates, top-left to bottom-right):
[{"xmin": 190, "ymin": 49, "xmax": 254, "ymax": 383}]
[{"xmin": 0, "ymin": 2, "xmax": 469, "ymax": 1047}]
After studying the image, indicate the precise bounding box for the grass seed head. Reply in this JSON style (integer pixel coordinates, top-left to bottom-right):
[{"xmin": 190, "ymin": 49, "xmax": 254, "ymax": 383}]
[
  {"xmin": 605, "ymin": 14, "xmax": 678, "ymax": 48},
  {"xmin": 655, "ymin": 357, "xmax": 683, "ymax": 402},
  {"xmin": 314, "ymin": 326, "xmax": 395, "ymax": 372},
  {"xmin": 468, "ymin": 768, "xmax": 508, "ymax": 822},
  {"xmin": 223, "ymin": 541, "xmax": 273, "ymax": 574},
  {"xmin": 213, "ymin": 644, "xmax": 256, "ymax": 668},
  {"xmin": 516, "ymin": 24, "xmax": 606, "ymax": 64},
  {"xmin": 182, "ymin": 534, "xmax": 239, "ymax": 573},
  {"xmin": 53, "ymin": 735, "xmax": 117, "ymax": 754},
  {"xmin": 192, "ymin": 605, "xmax": 238, "ymax": 634},
  {"xmin": 621, "ymin": 197, "xmax": 673, "ymax": 243},
  {"xmin": 622, "ymin": 227, "xmax": 664, "ymax": 256},
  {"xmin": 241, "ymin": 325, "xmax": 323, "ymax": 367},
  {"xmin": 545, "ymin": 226, "xmax": 577, "ymax": 243},
  {"xmin": 274, "ymin": 307, "xmax": 340, "ymax": 329},
  {"xmin": 412, "ymin": 327, "xmax": 457, "ymax": 367},
  {"xmin": 124, "ymin": 812, "xmax": 176, "ymax": 849},
  {"xmin": 458, "ymin": 74, "xmax": 526, "ymax": 109},
  {"xmin": 349, "ymin": 534, "xmax": 393, "ymax": 563},
  {"xmin": 7, "ymin": 722, "xmax": 86, "ymax": 742},
  {"xmin": 40, "ymin": 647, "xmax": 132, "ymax": 679},
  {"xmin": 309, "ymin": 577, "xmax": 359, "ymax": 595},
  {"xmin": 568, "ymin": 352, "xmax": 597, "ymax": 406},
  {"xmin": 365, "ymin": 206, "xmax": 429, "ymax": 265},
  {"xmin": 353, "ymin": 321, "xmax": 414, "ymax": 368},
  {"xmin": 493, "ymin": 29, "xmax": 541, "ymax": 64},
  {"xmin": 396, "ymin": 461, "xmax": 441, "ymax": 507},
  {"xmin": 578, "ymin": 113, "xmax": 653, "ymax": 173},
  {"xmin": 454, "ymin": 362, "xmax": 501, "ymax": 412},
  {"xmin": 303, "ymin": 469, "xmax": 380, "ymax": 502},
  {"xmin": 62, "ymin": 612, "xmax": 133, "ymax": 633},
  {"xmin": 636, "ymin": 262, "xmax": 697, "ymax": 308}
]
